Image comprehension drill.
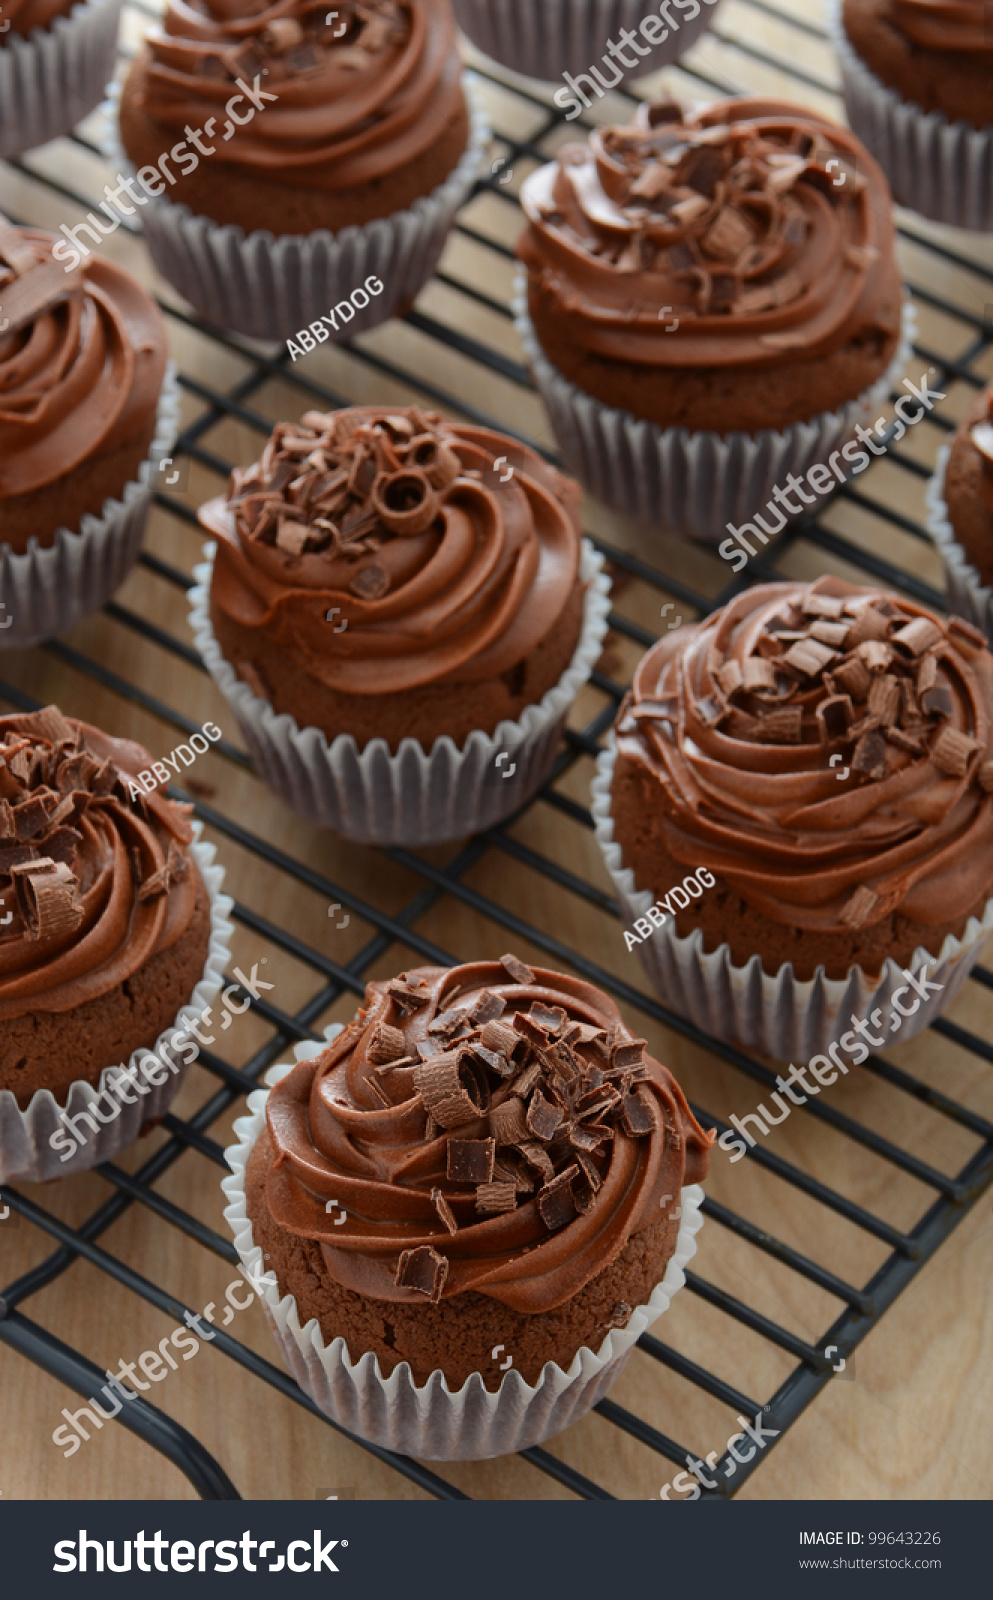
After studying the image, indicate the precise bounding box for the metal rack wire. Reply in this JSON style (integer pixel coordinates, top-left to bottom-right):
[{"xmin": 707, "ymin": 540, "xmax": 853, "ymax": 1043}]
[{"xmin": 2, "ymin": 0, "xmax": 992, "ymax": 1501}]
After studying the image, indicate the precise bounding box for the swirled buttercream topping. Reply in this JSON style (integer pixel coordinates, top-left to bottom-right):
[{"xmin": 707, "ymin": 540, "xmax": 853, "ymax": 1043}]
[
  {"xmin": 970, "ymin": 385, "xmax": 993, "ymax": 516},
  {"xmin": 131, "ymin": 0, "xmax": 465, "ymax": 189},
  {"xmin": 0, "ymin": 217, "xmax": 166, "ymax": 502},
  {"xmin": 0, "ymin": 706, "xmax": 201, "ymax": 1019},
  {"xmin": 518, "ymin": 97, "xmax": 896, "ymax": 370},
  {"xmin": 615, "ymin": 581, "xmax": 993, "ymax": 934},
  {"xmin": 201, "ymin": 405, "xmax": 581, "ymax": 695},
  {"xmin": 0, "ymin": 0, "xmax": 75, "ymax": 39},
  {"xmin": 892, "ymin": 0, "xmax": 993, "ymax": 52},
  {"xmin": 261, "ymin": 958, "xmax": 713, "ymax": 1311}
]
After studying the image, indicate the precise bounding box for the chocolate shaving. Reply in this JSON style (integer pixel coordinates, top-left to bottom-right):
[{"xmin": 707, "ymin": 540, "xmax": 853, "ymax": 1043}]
[
  {"xmin": 921, "ymin": 685, "xmax": 953, "ymax": 720},
  {"xmin": 489, "ymin": 1098, "xmax": 529, "ymax": 1145},
  {"xmin": 838, "ymin": 884, "xmax": 880, "ymax": 930},
  {"xmin": 530, "ymin": 1001, "xmax": 567, "ymax": 1034},
  {"xmin": 412, "ymin": 1050, "xmax": 490, "ymax": 1128},
  {"xmin": 475, "ymin": 1181, "xmax": 517, "ymax": 1215},
  {"xmin": 801, "ymin": 593, "xmax": 846, "ymax": 620},
  {"xmin": 930, "ymin": 726, "xmax": 982, "ymax": 778},
  {"xmin": 526, "ymin": 1089, "xmax": 564, "ymax": 1142},
  {"xmin": 619, "ymin": 1088, "xmax": 658, "ymax": 1136},
  {"xmin": 758, "ymin": 706, "xmax": 803, "ymax": 743},
  {"xmin": 387, "ymin": 979, "xmax": 430, "ymax": 1012},
  {"xmin": 817, "ymin": 695, "xmax": 853, "ymax": 742},
  {"xmin": 857, "ymin": 639, "xmax": 894, "ymax": 675},
  {"xmin": 741, "ymin": 657, "xmax": 777, "ymax": 692},
  {"xmin": 782, "ymin": 638, "xmax": 837, "ymax": 677},
  {"xmin": 470, "ymin": 990, "xmax": 506, "ymax": 1025},
  {"xmin": 917, "ymin": 654, "xmax": 938, "ymax": 694},
  {"xmin": 10, "ymin": 857, "xmax": 83, "ymax": 940},
  {"xmin": 447, "ymin": 1136, "xmax": 496, "ymax": 1185},
  {"xmin": 430, "ymin": 1187, "xmax": 457, "ymax": 1236},
  {"xmin": 833, "ymin": 656, "xmax": 871, "ymax": 701},
  {"xmin": 847, "ymin": 605, "xmax": 891, "ymax": 646},
  {"xmin": 538, "ymin": 1166, "xmax": 579, "ymax": 1232},
  {"xmin": 367, "ymin": 1022, "xmax": 407, "ymax": 1065},
  {"xmin": 885, "ymin": 725, "xmax": 924, "ymax": 755},
  {"xmin": 867, "ymin": 674, "xmax": 901, "ymax": 726},
  {"xmin": 395, "ymin": 1245, "xmax": 448, "ymax": 1301},
  {"xmin": 892, "ymin": 618, "xmax": 943, "ymax": 658},
  {"xmin": 510, "ymin": 1061, "xmax": 542, "ymax": 1100},
  {"xmin": 479, "ymin": 1018, "xmax": 518, "ymax": 1056},
  {"xmin": 500, "ymin": 953, "xmax": 536, "ymax": 985},
  {"xmin": 517, "ymin": 1140, "xmax": 555, "ymax": 1184},
  {"xmin": 851, "ymin": 728, "xmax": 888, "ymax": 780}
]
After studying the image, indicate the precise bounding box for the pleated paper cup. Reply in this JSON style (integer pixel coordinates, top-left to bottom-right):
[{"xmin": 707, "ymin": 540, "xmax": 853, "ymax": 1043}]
[
  {"xmin": 100, "ymin": 77, "xmax": 489, "ymax": 343},
  {"xmin": 926, "ymin": 444, "xmax": 993, "ymax": 643},
  {"xmin": 222, "ymin": 1031, "xmax": 705, "ymax": 1461},
  {"xmin": 188, "ymin": 539, "xmax": 611, "ymax": 846},
  {"xmin": 832, "ymin": 2, "xmax": 993, "ymax": 233},
  {"xmin": 0, "ymin": 0, "xmax": 121, "ymax": 158},
  {"xmin": 514, "ymin": 279, "xmax": 914, "ymax": 544},
  {"xmin": 452, "ymin": 0, "xmax": 719, "ymax": 83},
  {"xmin": 592, "ymin": 741, "xmax": 993, "ymax": 1063},
  {"xmin": 0, "ymin": 826, "xmax": 234, "ymax": 1184},
  {"xmin": 0, "ymin": 365, "xmax": 180, "ymax": 650}
]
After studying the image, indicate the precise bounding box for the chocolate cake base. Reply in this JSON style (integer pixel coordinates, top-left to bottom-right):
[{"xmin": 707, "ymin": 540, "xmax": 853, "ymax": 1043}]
[
  {"xmin": 526, "ymin": 265, "xmax": 904, "ymax": 437},
  {"xmin": 211, "ymin": 576, "xmax": 586, "ymax": 751},
  {"xmin": 0, "ymin": 415, "xmax": 159, "ymax": 556},
  {"xmin": 842, "ymin": 0, "xmax": 992, "ymax": 131},
  {"xmin": 610, "ymin": 750, "xmax": 992, "ymax": 982},
  {"xmin": 943, "ymin": 391, "xmax": 993, "ymax": 587},
  {"xmin": 118, "ymin": 79, "xmax": 471, "ymax": 235},
  {"xmin": 0, "ymin": 865, "xmax": 213, "ymax": 1109},
  {"xmin": 246, "ymin": 1125, "xmax": 682, "ymax": 1391}
]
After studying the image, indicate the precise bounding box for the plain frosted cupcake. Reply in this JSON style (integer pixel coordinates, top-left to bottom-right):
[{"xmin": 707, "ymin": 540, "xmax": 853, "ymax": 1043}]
[
  {"xmin": 115, "ymin": 0, "xmax": 487, "ymax": 340},
  {"xmin": 0, "ymin": 214, "xmax": 176, "ymax": 647},
  {"xmin": 836, "ymin": 0, "xmax": 993, "ymax": 230},
  {"xmin": 452, "ymin": 0, "xmax": 721, "ymax": 85},
  {"xmin": 516, "ymin": 96, "xmax": 906, "ymax": 540},
  {"xmin": 223, "ymin": 957, "xmax": 712, "ymax": 1457},
  {"xmin": 0, "ymin": 0, "xmax": 122, "ymax": 158},
  {"xmin": 593, "ymin": 578, "xmax": 993, "ymax": 1060},
  {"xmin": 927, "ymin": 384, "xmax": 993, "ymax": 641},
  {"xmin": 189, "ymin": 404, "xmax": 611, "ymax": 844},
  {"xmin": 0, "ymin": 705, "xmax": 232, "ymax": 1183}
]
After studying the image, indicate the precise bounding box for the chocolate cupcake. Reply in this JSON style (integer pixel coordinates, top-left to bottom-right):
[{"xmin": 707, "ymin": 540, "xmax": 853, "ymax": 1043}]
[
  {"xmin": 592, "ymin": 579, "xmax": 993, "ymax": 1062},
  {"xmin": 452, "ymin": 0, "xmax": 721, "ymax": 85},
  {"xmin": 0, "ymin": 706, "xmax": 233, "ymax": 1183},
  {"xmin": 515, "ymin": 97, "xmax": 909, "ymax": 541},
  {"xmin": 222, "ymin": 958, "xmax": 712, "ymax": 1457},
  {"xmin": 928, "ymin": 385, "xmax": 993, "ymax": 641},
  {"xmin": 189, "ymin": 404, "xmax": 611, "ymax": 843},
  {"xmin": 835, "ymin": 0, "xmax": 993, "ymax": 231},
  {"xmin": 112, "ymin": 0, "xmax": 488, "ymax": 340},
  {"xmin": 0, "ymin": 0, "xmax": 122, "ymax": 158},
  {"xmin": 0, "ymin": 215, "xmax": 178, "ymax": 648}
]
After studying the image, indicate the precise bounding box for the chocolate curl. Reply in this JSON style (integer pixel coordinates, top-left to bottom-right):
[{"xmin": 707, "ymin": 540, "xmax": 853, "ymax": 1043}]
[
  {"xmin": 9, "ymin": 857, "xmax": 83, "ymax": 940},
  {"xmin": 405, "ymin": 434, "xmax": 461, "ymax": 490},
  {"xmin": 412, "ymin": 1050, "xmax": 490, "ymax": 1129},
  {"xmin": 371, "ymin": 469, "xmax": 440, "ymax": 536},
  {"xmin": 367, "ymin": 1022, "xmax": 406, "ymax": 1065}
]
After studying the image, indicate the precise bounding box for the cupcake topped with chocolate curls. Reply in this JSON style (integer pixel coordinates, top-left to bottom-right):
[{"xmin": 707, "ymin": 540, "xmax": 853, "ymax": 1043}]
[
  {"xmin": 610, "ymin": 579, "xmax": 993, "ymax": 981},
  {"xmin": 201, "ymin": 405, "xmax": 585, "ymax": 750},
  {"xmin": 246, "ymin": 958, "xmax": 712, "ymax": 1387},
  {"xmin": 518, "ymin": 96, "xmax": 902, "ymax": 434},
  {"xmin": 0, "ymin": 706, "xmax": 212, "ymax": 1108}
]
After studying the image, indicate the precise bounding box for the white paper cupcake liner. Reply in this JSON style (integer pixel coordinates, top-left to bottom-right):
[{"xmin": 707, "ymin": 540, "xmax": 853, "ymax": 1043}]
[
  {"xmin": 515, "ymin": 279, "xmax": 915, "ymax": 543},
  {"xmin": 0, "ymin": 0, "xmax": 121, "ymax": 158},
  {"xmin": 0, "ymin": 825, "xmax": 234, "ymax": 1184},
  {"xmin": 452, "ymin": 0, "xmax": 720, "ymax": 83},
  {"xmin": 831, "ymin": 2, "xmax": 993, "ymax": 233},
  {"xmin": 221, "ymin": 1027, "xmax": 705, "ymax": 1460},
  {"xmin": 926, "ymin": 443, "xmax": 993, "ymax": 643},
  {"xmin": 592, "ymin": 741, "xmax": 993, "ymax": 1063},
  {"xmin": 99, "ymin": 77, "xmax": 489, "ymax": 343},
  {"xmin": 188, "ymin": 539, "xmax": 611, "ymax": 845},
  {"xmin": 0, "ymin": 365, "xmax": 180, "ymax": 650}
]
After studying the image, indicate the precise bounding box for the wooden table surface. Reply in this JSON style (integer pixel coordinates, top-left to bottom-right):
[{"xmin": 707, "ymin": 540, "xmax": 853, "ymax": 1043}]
[{"xmin": 1, "ymin": 0, "xmax": 992, "ymax": 1502}]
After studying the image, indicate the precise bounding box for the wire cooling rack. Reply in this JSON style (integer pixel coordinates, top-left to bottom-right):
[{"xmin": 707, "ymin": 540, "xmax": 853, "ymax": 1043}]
[{"xmin": 2, "ymin": 0, "xmax": 993, "ymax": 1502}]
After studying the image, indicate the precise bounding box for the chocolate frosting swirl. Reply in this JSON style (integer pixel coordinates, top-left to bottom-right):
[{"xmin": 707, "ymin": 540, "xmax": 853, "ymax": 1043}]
[
  {"xmin": 518, "ymin": 97, "xmax": 896, "ymax": 370},
  {"xmin": 892, "ymin": 0, "xmax": 993, "ymax": 52},
  {"xmin": 202, "ymin": 405, "xmax": 581, "ymax": 697},
  {"xmin": 130, "ymin": 0, "xmax": 465, "ymax": 190},
  {"xmin": 261, "ymin": 960, "xmax": 712, "ymax": 1312},
  {"xmin": 0, "ymin": 0, "xmax": 75, "ymax": 39},
  {"xmin": 615, "ymin": 580, "xmax": 993, "ymax": 935},
  {"xmin": 0, "ymin": 707, "xmax": 202, "ymax": 1020},
  {"xmin": 0, "ymin": 218, "xmax": 166, "ymax": 504}
]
